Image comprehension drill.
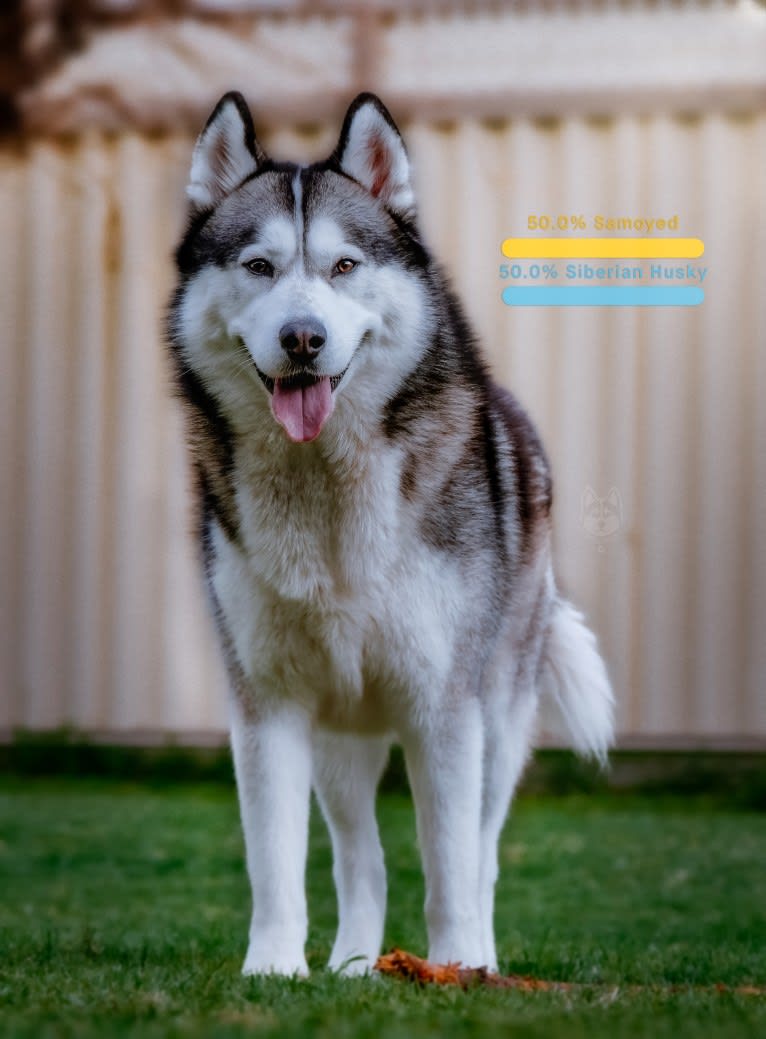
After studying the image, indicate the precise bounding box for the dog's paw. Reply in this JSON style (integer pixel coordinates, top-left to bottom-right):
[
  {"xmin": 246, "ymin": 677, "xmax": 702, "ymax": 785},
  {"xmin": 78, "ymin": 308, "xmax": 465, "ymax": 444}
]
[{"xmin": 242, "ymin": 946, "xmax": 309, "ymax": 978}]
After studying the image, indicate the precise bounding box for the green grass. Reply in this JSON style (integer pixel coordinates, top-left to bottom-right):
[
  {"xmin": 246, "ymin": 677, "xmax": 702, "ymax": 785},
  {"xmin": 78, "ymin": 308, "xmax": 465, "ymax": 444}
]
[{"xmin": 1, "ymin": 777, "xmax": 765, "ymax": 1038}]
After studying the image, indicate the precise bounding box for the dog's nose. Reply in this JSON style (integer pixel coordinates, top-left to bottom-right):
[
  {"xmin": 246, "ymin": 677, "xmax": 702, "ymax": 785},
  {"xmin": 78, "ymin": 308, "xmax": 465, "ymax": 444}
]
[{"xmin": 279, "ymin": 320, "xmax": 326, "ymax": 362}]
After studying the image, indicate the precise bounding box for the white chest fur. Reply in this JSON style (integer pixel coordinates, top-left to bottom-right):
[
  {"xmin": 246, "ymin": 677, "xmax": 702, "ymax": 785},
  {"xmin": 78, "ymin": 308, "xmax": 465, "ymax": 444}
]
[{"xmin": 208, "ymin": 432, "xmax": 459, "ymax": 733}]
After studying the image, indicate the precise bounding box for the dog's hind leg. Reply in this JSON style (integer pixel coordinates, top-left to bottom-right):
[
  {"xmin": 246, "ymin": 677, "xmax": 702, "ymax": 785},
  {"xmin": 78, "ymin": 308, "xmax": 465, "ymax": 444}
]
[
  {"xmin": 478, "ymin": 682, "xmax": 539, "ymax": 971},
  {"xmin": 313, "ymin": 731, "xmax": 391, "ymax": 975}
]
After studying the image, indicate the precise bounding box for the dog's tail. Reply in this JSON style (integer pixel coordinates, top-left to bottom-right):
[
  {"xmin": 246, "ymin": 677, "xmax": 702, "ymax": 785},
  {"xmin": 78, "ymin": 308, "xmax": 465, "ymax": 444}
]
[{"xmin": 539, "ymin": 597, "xmax": 615, "ymax": 765}]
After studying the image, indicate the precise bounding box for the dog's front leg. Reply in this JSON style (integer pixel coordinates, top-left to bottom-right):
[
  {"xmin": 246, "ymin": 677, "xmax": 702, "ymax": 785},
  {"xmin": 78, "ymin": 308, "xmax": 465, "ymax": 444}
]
[
  {"xmin": 230, "ymin": 699, "xmax": 312, "ymax": 976},
  {"xmin": 403, "ymin": 696, "xmax": 485, "ymax": 966}
]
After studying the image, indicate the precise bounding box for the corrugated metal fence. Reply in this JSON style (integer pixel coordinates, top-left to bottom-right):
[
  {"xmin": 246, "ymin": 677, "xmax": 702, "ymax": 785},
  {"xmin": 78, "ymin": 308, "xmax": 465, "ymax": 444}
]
[{"xmin": 2, "ymin": 28, "xmax": 765, "ymax": 746}]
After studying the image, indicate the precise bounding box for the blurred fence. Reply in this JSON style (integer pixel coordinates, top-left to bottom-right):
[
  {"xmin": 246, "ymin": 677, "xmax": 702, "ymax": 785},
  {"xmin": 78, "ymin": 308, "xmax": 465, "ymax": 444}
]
[{"xmin": 1, "ymin": 1, "xmax": 765, "ymax": 747}]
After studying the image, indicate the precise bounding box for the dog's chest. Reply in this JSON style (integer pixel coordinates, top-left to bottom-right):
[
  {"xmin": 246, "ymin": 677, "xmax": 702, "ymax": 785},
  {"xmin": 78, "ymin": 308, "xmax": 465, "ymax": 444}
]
[{"xmin": 209, "ymin": 440, "xmax": 454, "ymax": 729}]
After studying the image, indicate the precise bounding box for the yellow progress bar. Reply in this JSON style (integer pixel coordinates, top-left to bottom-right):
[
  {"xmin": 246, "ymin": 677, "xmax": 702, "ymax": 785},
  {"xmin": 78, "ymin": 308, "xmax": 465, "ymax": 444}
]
[{"xmin": 502, "ymin": 238, "xmax": 704, "ymax": 259}]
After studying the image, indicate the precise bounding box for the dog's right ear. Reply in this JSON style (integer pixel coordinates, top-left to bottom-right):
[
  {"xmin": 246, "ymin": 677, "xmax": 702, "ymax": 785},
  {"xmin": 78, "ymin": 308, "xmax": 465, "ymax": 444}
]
[{"xmin": 187, "ymin": 92, "xmax": 267, "ymax": 213}]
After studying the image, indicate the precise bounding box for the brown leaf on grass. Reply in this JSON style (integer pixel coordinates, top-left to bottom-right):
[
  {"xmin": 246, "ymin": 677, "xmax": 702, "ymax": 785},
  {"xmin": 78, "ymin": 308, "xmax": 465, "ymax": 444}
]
[
  {"xmin": 374, "ymin": 948, "xmax": 573, "ymax": 991},
  {"xmin": 375, "ymin": 949, "xmax": 463, "ymax": 986},
  {"xmin": 375, "ymin": 949, "xmax": 766, "ymax": 998},
  {"xmin": 714, "ymin": 983, "xmax": 766, "ymax": 996}
]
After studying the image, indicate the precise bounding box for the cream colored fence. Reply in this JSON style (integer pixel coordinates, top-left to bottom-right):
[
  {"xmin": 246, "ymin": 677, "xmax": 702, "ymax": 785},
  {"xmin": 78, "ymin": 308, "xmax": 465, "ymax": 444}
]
[
  {"xmin": 3, "ymin": 0, "xmax": 766, "ymax": 746},
  {"xmin": 1, "ymin": 107, "xmax": 764, "ymax": 747}
]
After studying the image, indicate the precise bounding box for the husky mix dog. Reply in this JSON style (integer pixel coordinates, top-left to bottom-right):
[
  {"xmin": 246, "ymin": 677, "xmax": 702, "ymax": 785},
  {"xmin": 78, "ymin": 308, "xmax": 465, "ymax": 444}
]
[{"xmin": 167, "ymin": 92, "xmax": 614, "ymax": 977}]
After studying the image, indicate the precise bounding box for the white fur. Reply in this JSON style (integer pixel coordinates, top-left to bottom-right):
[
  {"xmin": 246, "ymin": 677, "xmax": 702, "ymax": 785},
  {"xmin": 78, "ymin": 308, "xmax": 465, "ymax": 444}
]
[
  {"xmin": 539, "ymin": 598, "xmax": 615, "ymax": 765},
  {"xmin": 230, "ymin": 698, "xmax": 312, "ymax": 976}
]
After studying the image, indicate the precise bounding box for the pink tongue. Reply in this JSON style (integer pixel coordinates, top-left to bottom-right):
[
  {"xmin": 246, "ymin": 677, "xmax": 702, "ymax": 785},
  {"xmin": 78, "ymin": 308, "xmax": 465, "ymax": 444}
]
[{"xmin": 271, "ymin": 377, "xmax": 334, "ymax": 443}]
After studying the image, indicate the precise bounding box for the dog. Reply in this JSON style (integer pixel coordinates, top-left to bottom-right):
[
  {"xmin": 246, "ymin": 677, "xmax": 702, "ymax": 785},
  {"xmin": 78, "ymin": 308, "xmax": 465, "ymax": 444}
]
[
  {"xmin": 582, "ymin": 485, "xmax": 623, "ymax": 541},
  {"xmin": 167, "ymin": 91, "xmax": 614, "ymax": 977}
]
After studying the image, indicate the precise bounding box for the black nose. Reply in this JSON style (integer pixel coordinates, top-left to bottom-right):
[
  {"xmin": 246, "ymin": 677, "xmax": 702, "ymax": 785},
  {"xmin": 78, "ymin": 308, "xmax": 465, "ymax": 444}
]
[{"xmin": 279, "ymin": 319, "xmax": 326, "ymax": 362}]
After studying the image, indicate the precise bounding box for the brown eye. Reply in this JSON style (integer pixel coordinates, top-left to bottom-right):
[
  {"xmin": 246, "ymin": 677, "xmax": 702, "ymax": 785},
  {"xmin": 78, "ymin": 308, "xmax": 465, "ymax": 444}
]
[
  {"xmin": 333, "ymin": 257, "xmax": 357, "ymax": 276},
  {"xmin": 243, "ymin": 258, "xmax": 274, "ymax": 277}
]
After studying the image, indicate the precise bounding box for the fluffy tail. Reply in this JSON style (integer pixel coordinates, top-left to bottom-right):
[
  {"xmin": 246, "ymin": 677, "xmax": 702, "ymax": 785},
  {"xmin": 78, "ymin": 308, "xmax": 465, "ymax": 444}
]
[{"xmin": 539, "ymin": 598, "xmax": 615, "ymax": 765}]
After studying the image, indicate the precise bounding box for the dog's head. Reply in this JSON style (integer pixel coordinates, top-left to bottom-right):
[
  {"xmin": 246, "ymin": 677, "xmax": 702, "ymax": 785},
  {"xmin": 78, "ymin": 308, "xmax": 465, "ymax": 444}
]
[
  {"xmin": 172, "ymin": 92, "xmax": 430, "ymax": 444},
  {"xmin": 581, "ymin": 486, "xmax": 622, "ymax": 539}
]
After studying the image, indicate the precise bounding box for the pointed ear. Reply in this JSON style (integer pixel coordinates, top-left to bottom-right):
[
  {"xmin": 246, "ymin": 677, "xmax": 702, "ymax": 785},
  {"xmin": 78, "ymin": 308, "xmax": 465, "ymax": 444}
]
[
  {"xmin": 606, "ymin": 487, "xmax": 622, "ymax": 511},
  {"xmin": 334, "ymin": 93, "xmax": 415, "ymax": 219},
  {"xmin": 187, "ymin": 92, "xmax": 266, "ymax": 213},
  {"xmin": 582, "ymin": 485, "xmax": 598, "ymax": 509}
]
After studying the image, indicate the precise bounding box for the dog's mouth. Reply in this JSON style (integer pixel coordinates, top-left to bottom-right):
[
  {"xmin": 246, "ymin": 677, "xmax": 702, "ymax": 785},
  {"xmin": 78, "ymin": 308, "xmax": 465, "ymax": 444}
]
[
  {"xmin": 254, "ymin": 365, "xmax": 349, "ymax": 443},
  {"xmin": 254, "ymin": 367, "xmax": 347, "ymax": 395}
]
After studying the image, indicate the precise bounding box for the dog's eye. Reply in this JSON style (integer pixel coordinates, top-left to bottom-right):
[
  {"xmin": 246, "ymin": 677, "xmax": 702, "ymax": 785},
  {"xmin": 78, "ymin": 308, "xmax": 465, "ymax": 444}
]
[
  {"xmin": 333, "ymin": 257, "xmax": 357, "ymax": 276},
  {"xmin": 243, "ymin": 258, "xmax": 274, "ymax": 277}
]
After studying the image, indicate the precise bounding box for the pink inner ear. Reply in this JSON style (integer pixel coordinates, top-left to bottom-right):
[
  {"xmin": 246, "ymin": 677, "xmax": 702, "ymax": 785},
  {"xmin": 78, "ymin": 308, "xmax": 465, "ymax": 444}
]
[
  {"xmin": 211, "ymin": 136, "xmax": 230, "ymax": 181},
  {"xmin": 368, "ymin": 132, "xmax": 390, "ymax": 198}
]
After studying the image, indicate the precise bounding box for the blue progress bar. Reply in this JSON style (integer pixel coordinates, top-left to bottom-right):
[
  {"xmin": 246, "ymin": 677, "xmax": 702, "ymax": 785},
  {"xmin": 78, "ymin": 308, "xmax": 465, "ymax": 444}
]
[{"xmin": 502, "ymin": 286, "xmax": 704, "ymax": 307}]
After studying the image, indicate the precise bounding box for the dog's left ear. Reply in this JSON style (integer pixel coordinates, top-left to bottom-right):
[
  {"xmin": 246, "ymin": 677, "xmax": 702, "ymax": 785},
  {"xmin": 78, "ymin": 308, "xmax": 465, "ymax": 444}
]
[{"xmin": 334, "ymin": 93, "xmax": 415, "ymax": 219}]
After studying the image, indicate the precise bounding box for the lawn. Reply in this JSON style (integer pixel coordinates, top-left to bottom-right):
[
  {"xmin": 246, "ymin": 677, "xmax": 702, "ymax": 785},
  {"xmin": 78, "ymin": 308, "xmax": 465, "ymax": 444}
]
[{"xmin": 1, "ymin": 774, "xmax": 765, "ymax": 1038}]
